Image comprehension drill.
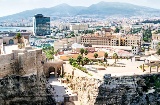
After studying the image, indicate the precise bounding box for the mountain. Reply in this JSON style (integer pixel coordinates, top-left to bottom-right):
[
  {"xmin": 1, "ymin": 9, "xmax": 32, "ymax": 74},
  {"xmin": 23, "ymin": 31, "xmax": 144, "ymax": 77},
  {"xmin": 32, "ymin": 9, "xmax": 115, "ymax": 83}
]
[
  {"xmin": 0, "ymin": 3, "xmax": 86, "ymax": 22},
  {"xmin": 78, "ymin": 1, "xmax": 160, "ymax": 17},
  {"xmin": 0, "ymin": 2, "xmax": 160, "ymax": 22}
]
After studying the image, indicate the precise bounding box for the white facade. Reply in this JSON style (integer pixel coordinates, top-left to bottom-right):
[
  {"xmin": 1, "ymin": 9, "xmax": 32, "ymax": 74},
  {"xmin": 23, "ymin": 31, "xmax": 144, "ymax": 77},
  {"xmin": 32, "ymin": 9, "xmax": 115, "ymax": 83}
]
[
  {"xmin": 132, "ymin": 45, "xmax": 139, "ymax": 55},
  {"xmin": 70, "ymin": 24, "xmax": 88, "ymax": 31},
  {"xmin": 0, "ymin": 38, "xmax": 3, "ymax": 54},
  {"xmin": 151, "ymin": 40, "xmax": 160, "ymax": 50}
]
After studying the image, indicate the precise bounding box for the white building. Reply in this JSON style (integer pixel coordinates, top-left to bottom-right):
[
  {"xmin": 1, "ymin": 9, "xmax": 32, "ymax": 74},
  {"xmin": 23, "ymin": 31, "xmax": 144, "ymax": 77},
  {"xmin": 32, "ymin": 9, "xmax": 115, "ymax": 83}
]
[
  {"xmin": 151, "ymin": 40, "xmax": 160, "ymax": 50},
  {"xmin": 132, "ymin": 45, "xmax": 139, "ymax": 55},
  {"xmin": 70, "ymin": 24, "xmax": 88, "ymax": 31},
  {"xmin": 0, "ymin": 38, "xmax": 3, "ymax": 54}
]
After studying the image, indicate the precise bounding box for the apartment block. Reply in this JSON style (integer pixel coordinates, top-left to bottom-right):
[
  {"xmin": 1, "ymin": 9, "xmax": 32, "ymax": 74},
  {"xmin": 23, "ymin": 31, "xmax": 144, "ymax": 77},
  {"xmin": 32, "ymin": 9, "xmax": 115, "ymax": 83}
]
[
  {"xmin": 151, "ymin": 40, "xmax": 160, "ymax": 50},
  {"xmin": 151, "ymin": 34, "xmax": 160, "ymax": 50},
  {"xmin": 123, "ymin": 35, "xmax": 142, "ymax": 46},
  {"xmin": 152, "ymin": 34, "xmax": 160, "ymax": 40},
  {"xmin": 81, "ymin": 33, "xmax": 119, "ymax": 46},
  {"xmin": 81, "ymin": 33, "xmax": 142, "ymax": 47}
]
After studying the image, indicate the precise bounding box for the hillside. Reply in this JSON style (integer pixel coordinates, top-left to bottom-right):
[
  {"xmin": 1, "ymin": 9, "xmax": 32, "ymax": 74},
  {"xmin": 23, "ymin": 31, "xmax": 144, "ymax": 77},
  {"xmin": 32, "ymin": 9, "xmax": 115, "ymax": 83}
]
[{"xmin": 0, "ymin": 2, "xmax": 160, "ymax": 22}]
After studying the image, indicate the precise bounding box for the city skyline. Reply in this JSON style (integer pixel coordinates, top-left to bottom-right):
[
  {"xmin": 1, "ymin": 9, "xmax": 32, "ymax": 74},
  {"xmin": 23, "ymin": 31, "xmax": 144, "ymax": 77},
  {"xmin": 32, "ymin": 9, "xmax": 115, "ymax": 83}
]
[{"xmin": 0, "ymin": 0, "xmax": 160, "ymax": 17}]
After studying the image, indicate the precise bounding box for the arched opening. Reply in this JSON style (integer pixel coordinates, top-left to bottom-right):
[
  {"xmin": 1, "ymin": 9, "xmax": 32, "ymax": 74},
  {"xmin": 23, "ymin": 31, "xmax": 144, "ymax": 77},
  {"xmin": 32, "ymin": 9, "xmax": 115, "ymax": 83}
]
[
  {"xmin": 47, "ymin": 66, "xmax": 62, "ymax": 78},
  {"xmin": 9, "ymin": 39, "xmax": 14, "ymax": 45},
  {"xmin": 48, "ymin": 67, "xmax": 55, "ymax": 78}
]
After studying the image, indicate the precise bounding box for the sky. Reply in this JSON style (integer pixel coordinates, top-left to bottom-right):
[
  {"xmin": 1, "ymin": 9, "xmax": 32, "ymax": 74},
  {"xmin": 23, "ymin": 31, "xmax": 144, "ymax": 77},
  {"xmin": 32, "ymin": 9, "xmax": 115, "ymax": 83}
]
[{"xmin": 0, "ymin": 0, "xmax": 160, "ymax": 17}]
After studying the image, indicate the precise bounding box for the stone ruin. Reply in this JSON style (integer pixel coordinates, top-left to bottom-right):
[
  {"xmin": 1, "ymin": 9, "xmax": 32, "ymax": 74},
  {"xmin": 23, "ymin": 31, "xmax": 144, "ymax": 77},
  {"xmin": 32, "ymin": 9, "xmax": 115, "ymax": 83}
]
[
  {"xmin": 0, "ymin": 47, "xmax": 56, "ymax": 105},
  {"xmin": 65, "ymin": 76, "xmax": 101, "ymax": 105}
]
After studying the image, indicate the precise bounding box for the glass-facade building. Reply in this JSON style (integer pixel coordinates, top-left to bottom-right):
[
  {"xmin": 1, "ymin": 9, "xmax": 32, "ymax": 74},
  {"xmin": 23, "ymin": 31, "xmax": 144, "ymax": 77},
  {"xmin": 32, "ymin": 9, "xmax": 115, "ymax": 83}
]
[{"xmin": 33, "ymin": 14, "xmax": 50, "ymax": 36}]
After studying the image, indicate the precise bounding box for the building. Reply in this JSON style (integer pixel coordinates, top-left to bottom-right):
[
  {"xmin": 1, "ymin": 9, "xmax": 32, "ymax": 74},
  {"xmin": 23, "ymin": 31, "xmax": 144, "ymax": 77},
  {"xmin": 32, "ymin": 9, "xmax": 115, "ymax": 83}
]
[
  {"xmin": 29, "ymin": 36, "xmax": 54, "ymax": 48},
  {"xmin": 81, "ymin": 33, "xmax": 142, "ymax": 49},
  {"xmin": 152, "ymin": 34, "xmax": 160, "ymax": 40},
  {"xmin": 81, "ymin": 33, "xmax": 119, "ymax": 46},
  {"xmin": 54, "ymin": 36, "xmax": 81, "ymax": 51},
  {"xmin": 33, "ymin": 14, "xmax": 50, "ymax": 36},
  {"xmin": 0, "ymin": 38, "xmax": 3, "ymax": 54},
  {"xmin": 151, "ymin": 40, "xmax": 160, "ymax": 50},
  {"xmin": 151, "ymin": 34, "xmax": 160, "ymax": 50},
  {"xmin": 123, "ymin": 35, "xmax": 142, "ymax": 46},
  {"xmin": 132, "ymin": 45, "xmax": 139, "ymax": 55},
  {"xmin": 70, "ymin": 24, "xmax": 88, "ymax": 31}
]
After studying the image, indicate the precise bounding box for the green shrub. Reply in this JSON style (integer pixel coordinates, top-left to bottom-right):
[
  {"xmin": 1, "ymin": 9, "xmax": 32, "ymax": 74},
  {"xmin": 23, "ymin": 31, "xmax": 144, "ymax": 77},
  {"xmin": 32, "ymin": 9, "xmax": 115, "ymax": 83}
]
[{"xmin": 139, "ymin": 65, "xmax": 142, "ymax": 69}]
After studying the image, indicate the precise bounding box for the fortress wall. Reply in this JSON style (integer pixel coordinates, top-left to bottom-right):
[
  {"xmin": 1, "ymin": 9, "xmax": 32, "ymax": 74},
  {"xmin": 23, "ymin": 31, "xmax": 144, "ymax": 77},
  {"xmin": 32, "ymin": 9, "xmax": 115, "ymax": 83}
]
[
  {"xmin": 0, "ymin": 53, "xmax": 14, "ymax": 64},
  {"xmin": 0, "ymin": 53, "xmax": 15, "ymax": 78},
  {"xmin": 25, "ymin": 50, "xmax": 37, "ymax": 74},
  {"xmin": 12, "ymin": 49, "xmax": 27, "ymax": 59},
  {"xmin": 0, "ymin": 61, "xmax": 16, "ymax": 78},
  {"xmin": 42, "ymin": 52, "xmax": 47, "ymax": 61},
  {"xmin": 35, "ymin": 49, "xmax": 44, "ymax": 76},
  {"xmin": 0, "ymin": 48, "xmax": 45, "ymax": 78}
]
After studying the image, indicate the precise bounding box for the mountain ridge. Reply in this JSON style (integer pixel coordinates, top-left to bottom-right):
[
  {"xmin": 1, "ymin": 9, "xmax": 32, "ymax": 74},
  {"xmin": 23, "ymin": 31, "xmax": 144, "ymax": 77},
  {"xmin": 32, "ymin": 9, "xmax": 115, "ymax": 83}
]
[{"xmin": 0, "ymin": 2, "xmax": 160, "ymax": 22}]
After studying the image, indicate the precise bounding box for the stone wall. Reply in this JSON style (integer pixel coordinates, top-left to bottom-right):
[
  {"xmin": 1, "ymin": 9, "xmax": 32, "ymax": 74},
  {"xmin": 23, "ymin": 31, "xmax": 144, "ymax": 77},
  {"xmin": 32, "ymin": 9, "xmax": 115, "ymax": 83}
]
[
  {"xmin": 0, "ymin": 47, "xmax": 56, "ymax": 105},
  {"xmin": 0, "ymin": 53, "xmax": 15, "ymax": 77},
  {"xmin": 0, "ymin": 47, "xmax": 46, "ymax": 78}
]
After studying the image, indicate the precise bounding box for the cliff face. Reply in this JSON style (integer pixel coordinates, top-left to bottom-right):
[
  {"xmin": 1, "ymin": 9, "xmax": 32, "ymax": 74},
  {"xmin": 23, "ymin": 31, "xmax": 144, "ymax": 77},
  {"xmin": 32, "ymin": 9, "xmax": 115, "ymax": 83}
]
[
  {"xmin": 65, "ymin": 74, "xmax": 160, "ymax": 105},
  {"xmin": 95, "ymin": 74, "xmax": 160, "ymax": 105},
  {"xmin": 0, "ymin": 74, "xmax": 55, "ymax": 105}
]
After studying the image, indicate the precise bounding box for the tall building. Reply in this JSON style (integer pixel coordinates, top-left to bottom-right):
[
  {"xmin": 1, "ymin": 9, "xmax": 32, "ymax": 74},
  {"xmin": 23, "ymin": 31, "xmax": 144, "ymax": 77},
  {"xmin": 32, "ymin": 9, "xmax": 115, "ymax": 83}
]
[{"xmin": 33, "ymin": 14, "xmax": 50, "ymax": 36}]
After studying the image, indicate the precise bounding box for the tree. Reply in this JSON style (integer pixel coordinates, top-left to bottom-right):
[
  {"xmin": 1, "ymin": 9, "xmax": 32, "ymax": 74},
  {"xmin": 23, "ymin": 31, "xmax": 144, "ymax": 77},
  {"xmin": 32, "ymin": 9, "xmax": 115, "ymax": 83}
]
[
  {"xmin": 156, "ymin": 42, "xmax": 160, "ymax": 55},
  {"xmin": 83, "ymin": 57, "xmax": 90, "ymax": 65},
  {"xmin": 80, "ymin": 48, "xmax": 85, "ymax": 55},
  {"xmin": 143, "ymin": 29, "xmax": 152, "ymax": 42},
  {"xmin": 104, "ymin": 52, "xmax": 108, "ymax": 64},
  {"xmin": 157, "ymin": 49, "xmax": 160, "ymax": 55},
  {"xmin": 43, "ymin": 46, "xmax": 55, "ymax": 60},
  {"xmin": 114, "ymin": 27, "xmax": 120, "ymax": 33},
  {"xmin": 113, "ymin": 53, "xmax": 118, "ymax": 64},
  {"xmin": 84, "ymin": 49, "xmax": 88, "ymax": 55},
  {"xmin": 15, "ymin": 33, "xmax": 22, "ymax": 43},
  {"xmin": 46, "ymin": 53, "xmax": 54, "ymax": 60},
  {"xmin": 69, "ymin": 58, "xmax": 76, "ymax": 65},
  {"xmin": 72, "ymin": 62, "xmax": 78, "ymax": 67},
  {"xmin": 77, "ymin": 55, "xmax": 83, "ymax": 65},
  {"xmin": 94, "ymin": 53, "xmax": 98, "ymax": 59}
]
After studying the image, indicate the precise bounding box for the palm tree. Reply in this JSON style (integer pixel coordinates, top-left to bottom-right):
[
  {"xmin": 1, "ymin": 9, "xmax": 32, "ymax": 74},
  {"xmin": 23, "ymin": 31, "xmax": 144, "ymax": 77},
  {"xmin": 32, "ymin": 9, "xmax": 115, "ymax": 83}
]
[
  {"xmin": 83, "ymin": 57, "xmax": 90, "ymax": 65},
  {"xmin": 84, "ymin": 49, "xmax": 88, "ymax": 55},
  {"xmin": 104, "ymin": 52, "xmax": 108, "ymax": 64},
  {"xmin": 69, "ymin": 58, "xmax": 76, "ymax": 65},
  {"xmin": 113, "ymin": 53, "xmax": 118, "ymax": 64},
  {"xmin": 77, "ymin": 55, "xmax": 83, "ymax": 65},
  {"xmin": 80, "ymin": 48, "xmax": 85, "ymax": 55},
  {"xmin": 15, "ymin": 33, "xmax": 22, "ymax": 43},
  {"xmin": 94, "ymin": 53, "xmax": 98, "ymax": 59}
]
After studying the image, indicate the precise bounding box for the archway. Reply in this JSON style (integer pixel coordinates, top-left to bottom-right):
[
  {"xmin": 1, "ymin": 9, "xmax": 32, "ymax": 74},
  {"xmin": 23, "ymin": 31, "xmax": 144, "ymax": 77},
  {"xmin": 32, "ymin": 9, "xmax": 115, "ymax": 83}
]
[
  {"xmin": 9, "ymin": 39, "xmax": 14, "ymax": 45},
  {"xmin": 48, "ymin": 67, "xmax": 62, "ymax": 78},
  {"xmin": 48, "ymin": 67, "xmax": 56, "ymax": 77}
]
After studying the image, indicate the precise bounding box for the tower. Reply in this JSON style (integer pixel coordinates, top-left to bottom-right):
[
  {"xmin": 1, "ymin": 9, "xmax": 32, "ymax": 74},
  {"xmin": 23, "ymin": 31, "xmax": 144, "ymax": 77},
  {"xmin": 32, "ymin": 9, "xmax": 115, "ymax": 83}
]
[{"xmin": 33, "ymin": 14, "xmax": 50, "ymax": 36}]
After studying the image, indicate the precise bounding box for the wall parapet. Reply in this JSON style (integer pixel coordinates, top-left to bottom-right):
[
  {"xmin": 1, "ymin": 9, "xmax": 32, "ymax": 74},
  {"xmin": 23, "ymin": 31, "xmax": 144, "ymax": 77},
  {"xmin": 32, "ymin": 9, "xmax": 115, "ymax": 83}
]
[{"xmin": 0, "ymin": 47, "xmax": 44, "ymax": 78}]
